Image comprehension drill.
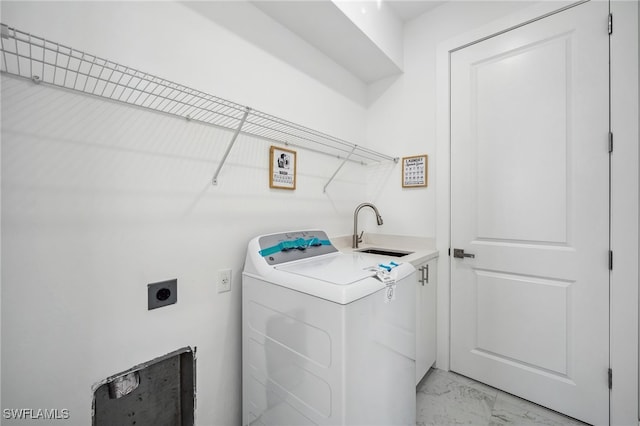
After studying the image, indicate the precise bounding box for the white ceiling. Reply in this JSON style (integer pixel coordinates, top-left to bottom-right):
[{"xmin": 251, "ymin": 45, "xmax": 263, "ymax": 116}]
[
  {"xmin": 249, "ymin": 1, "xmax": 448, "ymax": 83},
  {"xmin": 385, "ymin": 1, "xmax": 447, "ymax": 22},
  {"xmin": 184, "ymin": 0, "xmax": 448, "ymax": 97},
  {"xmin": 252, "ymin": 1, "xmax": 403, "ymax": 83}
]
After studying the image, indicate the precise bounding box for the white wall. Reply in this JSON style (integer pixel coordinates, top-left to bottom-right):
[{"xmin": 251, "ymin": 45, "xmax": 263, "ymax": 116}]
[
  {"xmin": 0, "ymin": 2, "xmax": 377, "ymax": 425},
  {"xmin": 182, "ymin": 1, "xmax": 370, "ymax": 106}
]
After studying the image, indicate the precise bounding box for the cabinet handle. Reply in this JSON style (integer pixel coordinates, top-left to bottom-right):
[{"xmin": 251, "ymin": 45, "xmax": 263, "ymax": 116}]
[{"xmin": 418, "ymin": 265, "xmax": 429, "ymax": 285}]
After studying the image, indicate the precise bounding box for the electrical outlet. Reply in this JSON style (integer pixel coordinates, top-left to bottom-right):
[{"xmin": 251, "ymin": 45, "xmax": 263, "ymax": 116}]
[
  {"xmin": 218, "ymin": 269, "xmax": 231, "ymax": 293},
  {"xmin": 148, "ymin": 279, "xmax": 177, "ymax": 310}
]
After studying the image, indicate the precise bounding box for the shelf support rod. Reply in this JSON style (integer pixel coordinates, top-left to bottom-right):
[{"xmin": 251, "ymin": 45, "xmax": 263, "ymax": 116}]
[
  {"xmin": 212, "ymin": 107, "xmax": 250, "ymax": 185},
  {"xmin": 323, "ymin": 145, "xmax": 357, "ymax": 193}
]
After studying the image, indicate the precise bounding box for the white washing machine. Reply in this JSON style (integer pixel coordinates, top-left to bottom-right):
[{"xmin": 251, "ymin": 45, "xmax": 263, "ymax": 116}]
[{"xmin": 242, "ymin": 230, "xmax": 416, "ymax": 426}]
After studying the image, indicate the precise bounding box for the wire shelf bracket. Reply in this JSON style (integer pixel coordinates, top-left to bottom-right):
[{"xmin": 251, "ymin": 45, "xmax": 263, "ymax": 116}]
[
  {"xmin": 323, "ymin": 145, "xmax": 357, "ymax": 193},
  {"xmin": 212, "ymin": 106, "xmax": 250, "ymax": 185},
  {"xmin": 0, "ymin": 23, "xmax": 399, "ymax": 187}
]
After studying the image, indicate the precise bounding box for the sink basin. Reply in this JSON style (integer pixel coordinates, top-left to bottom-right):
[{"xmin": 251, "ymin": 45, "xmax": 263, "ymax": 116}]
[{"xmin": 356, "ymin": 248, "xmax": 414, "ymax": 257}]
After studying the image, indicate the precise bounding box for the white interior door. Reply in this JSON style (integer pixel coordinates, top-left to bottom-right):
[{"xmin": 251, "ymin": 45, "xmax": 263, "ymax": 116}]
[{"xmin": 450, "ymin": 2, "xmax": 610, "ymax": 424}]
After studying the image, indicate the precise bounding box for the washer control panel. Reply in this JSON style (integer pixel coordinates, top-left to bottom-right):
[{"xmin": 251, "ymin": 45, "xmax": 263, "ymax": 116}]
[{"xmin": 258, "ymin": 230, "xmax": 338, "ymax": 265}]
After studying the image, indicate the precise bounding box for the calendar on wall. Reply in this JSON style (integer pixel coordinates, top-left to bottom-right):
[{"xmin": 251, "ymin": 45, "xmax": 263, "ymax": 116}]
[
  {"xmin": 402, "ymin": 155, "xmax": 428, "ymax": 188},
  {"xmin": 269, "ymin": 146, "xmax": 297, "ymax": 190}
]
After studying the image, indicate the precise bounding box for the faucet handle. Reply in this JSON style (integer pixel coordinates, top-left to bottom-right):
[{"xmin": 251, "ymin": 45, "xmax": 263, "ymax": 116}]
[{"xmin": 357, "ymin": 230, "xmax": 364, "ymax": 243}]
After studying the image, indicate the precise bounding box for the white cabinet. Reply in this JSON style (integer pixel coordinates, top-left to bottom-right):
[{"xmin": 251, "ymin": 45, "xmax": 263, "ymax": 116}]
[{"xmin": 415, "ymin": 258, "xmax": 437, "ymax": 384}]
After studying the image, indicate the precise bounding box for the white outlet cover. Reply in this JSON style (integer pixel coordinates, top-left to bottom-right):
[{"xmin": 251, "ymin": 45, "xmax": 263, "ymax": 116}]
[{"xmin": 218, "ymin": 269, "xmax": 231, "ymax": 293}]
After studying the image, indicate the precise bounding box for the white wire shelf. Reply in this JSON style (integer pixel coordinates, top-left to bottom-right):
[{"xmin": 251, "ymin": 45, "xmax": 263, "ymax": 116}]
[{"xmin": 0, "ymin": 24, "xmax": 398, "ymax": 188}]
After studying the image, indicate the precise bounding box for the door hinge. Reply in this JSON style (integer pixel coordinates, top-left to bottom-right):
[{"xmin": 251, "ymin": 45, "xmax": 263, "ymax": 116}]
[
  {"xmin": 608, "ymin": 132, "xmax": 613, "ymax": 153},
  {"xmin": 608, "ymin": 13, "xmax": 613, "ymax": 35},
  {"xmin": 608, "ymin": 368, "xmax": 612, "ymax": 389},
  {"xmin": 609, "ymin": 250, "xmax": 613, "ymax": 270},
  {"xmin": 448, "ymin": 248, "xmax": 451, "ymax": 257}
]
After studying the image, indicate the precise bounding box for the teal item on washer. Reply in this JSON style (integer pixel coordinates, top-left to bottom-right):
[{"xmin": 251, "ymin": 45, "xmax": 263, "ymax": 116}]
[{"xmin": 259, "ymin": 238, "xmax": 332, "ymax": 257}]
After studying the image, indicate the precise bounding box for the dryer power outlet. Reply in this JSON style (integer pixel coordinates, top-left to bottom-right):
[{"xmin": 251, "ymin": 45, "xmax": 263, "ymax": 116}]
[{"xmin": 148, "ymin": 279, "xmax": 177, "ymax": 310}]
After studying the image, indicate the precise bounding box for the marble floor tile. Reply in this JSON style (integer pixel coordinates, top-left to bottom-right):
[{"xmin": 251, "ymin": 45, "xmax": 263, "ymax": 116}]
[
  {"xmin": 417, "ymin": 369, "xmax": 588, "ymax": 426},
  {"xmin": 416, "ymin": 369, "xmax": 496, "ymax": 426},
  {"xmin": 488, "ymin": 392, "xmax": 587, "ymax": 426}
]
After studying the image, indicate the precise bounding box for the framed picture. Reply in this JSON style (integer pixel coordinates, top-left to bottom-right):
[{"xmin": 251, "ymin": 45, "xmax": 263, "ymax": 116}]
[
  {"xmin": 402, "ymin": 154, "xmax": 428, "ymax": 188},
  {"xmin": 269, "ymin": 145, "xmax": 297, "ymax": 190}
]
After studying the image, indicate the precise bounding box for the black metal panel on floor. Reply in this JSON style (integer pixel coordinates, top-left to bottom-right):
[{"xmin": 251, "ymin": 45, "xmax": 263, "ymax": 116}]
[{"xmin": 92, "ymin": 347, "xmax": 195, "ymax": 426}]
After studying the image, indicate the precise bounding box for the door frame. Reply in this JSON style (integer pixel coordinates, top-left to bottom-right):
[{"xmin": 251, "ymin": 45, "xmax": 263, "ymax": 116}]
[{"xmin": 434, "ymin": 1, "xmax": 639, "ymax": 424}]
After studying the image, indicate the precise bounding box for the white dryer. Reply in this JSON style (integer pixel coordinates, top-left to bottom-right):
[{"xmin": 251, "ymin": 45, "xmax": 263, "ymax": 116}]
[{"xmin": 242, "ymin": 230, "xmax": 416, "ymax": 426}]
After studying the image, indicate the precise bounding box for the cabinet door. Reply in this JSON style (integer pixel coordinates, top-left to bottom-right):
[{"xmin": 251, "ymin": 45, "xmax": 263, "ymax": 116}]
[
  {"xmin": 416, "ymin": 259, "xmax": 437, "ymax": 384},
  {"xmin": 424, "ymin": 260, "xmax": 437, "ymax": 371}
]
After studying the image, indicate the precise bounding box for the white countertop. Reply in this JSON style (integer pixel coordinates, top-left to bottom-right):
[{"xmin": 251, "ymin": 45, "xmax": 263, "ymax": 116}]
[{"xmin": 330, "ymin": 233, "xmax": 440, "ymax": 267}]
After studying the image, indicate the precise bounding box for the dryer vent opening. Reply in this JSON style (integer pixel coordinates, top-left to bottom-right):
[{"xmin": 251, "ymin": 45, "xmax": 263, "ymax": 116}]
[{"xmin": 92, "ymin": 347, "xmax": 195, "ymax": 426}]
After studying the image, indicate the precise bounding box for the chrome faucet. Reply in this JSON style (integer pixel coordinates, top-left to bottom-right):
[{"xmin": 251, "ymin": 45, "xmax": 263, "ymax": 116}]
[{"xmin": 353, "ymin": 202, "xmax": 384, "ymax": 248}]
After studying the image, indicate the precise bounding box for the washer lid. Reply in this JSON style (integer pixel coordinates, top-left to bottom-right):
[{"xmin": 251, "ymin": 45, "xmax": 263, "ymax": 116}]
[{"xmin": 275, "ymin": 252, "xmax": 384, "ymax": 285}]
